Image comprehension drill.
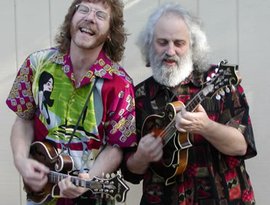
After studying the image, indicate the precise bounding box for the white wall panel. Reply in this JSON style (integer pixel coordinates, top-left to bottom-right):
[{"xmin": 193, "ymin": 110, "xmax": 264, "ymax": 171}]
[
  {"xmin": 0, "ymin": 0, "xmax": 17, "ymax": 71},
  {"xmin": 160, "ymin": 0, "xmax": 199, "ymax": 15},
  {"xmin": 50, "ymin": 0, "xmax": 73, "ymax": 46},
  {"xmin": 199, "ymin": 0, "xmax": 238, "ymax": 64},
  {"xmin": 123, "ymin": 0, "xmax": 160, "ymax": 85},
  {"xmin": 238, "ymin": 1, "xmax": 270, "ymax": 204},
  {"xmin": 0, "ymin": 1, "xmax": 22, "ymax": 204},
  {"xmin": 15, "ymin": 0, "xmax": 50, "ymax": 64}
]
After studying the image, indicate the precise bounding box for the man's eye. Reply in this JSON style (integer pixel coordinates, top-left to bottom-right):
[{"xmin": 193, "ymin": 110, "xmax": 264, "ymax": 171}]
[
  {"xmin": 78, "ymin": 5, "xmax": 89, "ymax": 14},
  {"xmin": 158, "ymin": 41, "xmax": 168, "ymax": 46},
  {"xmin": 175, "ymin": 41, "xmax": 185, "ymax": 47},
  {"xmin": 96, "ymin": 11, "xmax": 108, "ymax": 20}
]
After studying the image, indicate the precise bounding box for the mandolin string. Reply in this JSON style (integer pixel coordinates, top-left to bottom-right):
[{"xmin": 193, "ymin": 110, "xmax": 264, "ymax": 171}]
[
  {"xmin": 158, "ymin": 90, "xmax": 204, "ymax": 144},
  {"xmin": 155, "ymin": 63, "xmax": 238, "ymax": 149},
  {"xmin": 49, "ymin": 170, "xmax": 99, "ymax": 188},
  {"xmin": 66, "ymin": 78, "xmax": 97, "ymax": 152},
  {"xmin": 50, "ymin": 78, "xmax": 97, "ymax": 160}
]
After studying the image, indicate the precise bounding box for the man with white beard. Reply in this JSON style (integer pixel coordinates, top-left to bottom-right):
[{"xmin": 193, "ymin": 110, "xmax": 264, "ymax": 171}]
[{"xmin": 122, "ymin": 3, "xmax": 257, "ymax": 205}]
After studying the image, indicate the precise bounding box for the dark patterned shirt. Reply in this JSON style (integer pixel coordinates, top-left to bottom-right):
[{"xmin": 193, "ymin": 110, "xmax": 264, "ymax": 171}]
[{"xmin": 132, "ymin": 65, "xmax": 257, "ymax": 205}]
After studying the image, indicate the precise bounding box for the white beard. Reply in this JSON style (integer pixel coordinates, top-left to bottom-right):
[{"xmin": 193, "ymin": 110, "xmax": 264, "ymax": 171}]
[{"xmin": 151, "ymin": 50, "xmax": 193, "ymax": 87}]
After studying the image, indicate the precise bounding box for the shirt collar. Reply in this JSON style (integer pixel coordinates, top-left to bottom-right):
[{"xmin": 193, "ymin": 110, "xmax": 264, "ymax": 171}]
[
  {"xmin": 152, "ymin": 71, "xmax": 204, "ymax": 96},
  {"xmin": 53, "ymin": 49, "xmax": 120, "ymax": 81}
]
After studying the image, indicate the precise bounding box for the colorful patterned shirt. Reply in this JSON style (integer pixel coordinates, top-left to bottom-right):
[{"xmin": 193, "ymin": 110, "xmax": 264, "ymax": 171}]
[
  {"xmin": 131, "ymin": 65, "xmax": 257, "ymax": 205},
  {"xmin": 6, "ymin": 47, "xmax": 137, "ymax": 205}
]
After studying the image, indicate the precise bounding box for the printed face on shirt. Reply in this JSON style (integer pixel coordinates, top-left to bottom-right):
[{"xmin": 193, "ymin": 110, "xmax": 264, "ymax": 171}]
[
  {"xmin": 70, "ymin": 1, "xmax": 111, "ymax": 51},
  {"xmin": 43, "ymin": 78, "xmax": 53, "ymax": 92},
  {"xmin": 150, "ymin": 13, "xmax": 193, "ymax": 87}
]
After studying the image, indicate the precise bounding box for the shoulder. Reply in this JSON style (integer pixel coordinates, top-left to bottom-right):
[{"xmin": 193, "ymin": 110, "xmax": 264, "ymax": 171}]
[
  {"xmin": 112, "ymin": 63, "xmax": 134, "ymax": 85},
  {"xmin": 29, "ymin": 47, "xmax": 59, "ymax": 59},
  {"xmin": 135, "ymin": 77, "xmax": 158, "ymax": 99},
  {"xmin": 28, "ymin": 48, "xmax": 62, "ymax": 68},
  {"xmin": 95, "ymin": 55, "xmax": 134, "ymax": 86},
  {"xmin": 97, "ymin": 63, "xmax": 135, "ymax": 99}
]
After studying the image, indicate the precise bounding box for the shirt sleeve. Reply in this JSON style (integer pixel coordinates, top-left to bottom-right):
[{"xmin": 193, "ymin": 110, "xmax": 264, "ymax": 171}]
[
  {"xmin": 101, "ymin": 73, "xmax": 137, "ymax": 149},
  {"xmin": 203, "ymin": 65, "xmax": 256, "ymax": 162},
  {"xmin": 219, "ymin": 83, "xmax": 257, "ymax": 160},
  {"xmin": 6, "ymin": 56, "xmax": 36, "ymax": 120}
]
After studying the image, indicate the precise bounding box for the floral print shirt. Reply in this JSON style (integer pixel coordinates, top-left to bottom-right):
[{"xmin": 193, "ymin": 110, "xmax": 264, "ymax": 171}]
[{"xmin": 6, "ymin": 48, "xmax": 137, "ymax": 205}]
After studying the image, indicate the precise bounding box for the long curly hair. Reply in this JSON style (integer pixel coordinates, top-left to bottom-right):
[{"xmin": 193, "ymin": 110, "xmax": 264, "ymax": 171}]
[{"xmin": 55, "ymin": 0, "xmax": 127, "ymax": 62}]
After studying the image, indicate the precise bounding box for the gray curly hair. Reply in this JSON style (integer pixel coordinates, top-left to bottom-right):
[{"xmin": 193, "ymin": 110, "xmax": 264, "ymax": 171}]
[{"xmin": 137, "ymin": 3, "xmax": 210, "ymax": 71}]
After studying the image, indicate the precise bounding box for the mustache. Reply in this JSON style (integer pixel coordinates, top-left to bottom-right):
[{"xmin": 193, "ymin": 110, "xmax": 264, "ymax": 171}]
[
  {"xmin": 78, "ymin": 21, "xmax": 97, "ymax": 32},
  {"xmin": 162, "ymin": 53, "xmax": 180, "ymax": 64}
]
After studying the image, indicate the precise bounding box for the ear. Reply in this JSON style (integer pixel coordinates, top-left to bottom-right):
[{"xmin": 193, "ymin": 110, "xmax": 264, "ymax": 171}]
[{"xmin": 107, "ymin": 35, "xmax": 111, "ymax": 42}]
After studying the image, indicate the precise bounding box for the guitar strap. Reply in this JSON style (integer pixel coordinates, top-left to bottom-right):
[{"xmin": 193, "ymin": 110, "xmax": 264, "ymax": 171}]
[{"xmin": 61, "ymin": 77, "xmax": 97, "ymax": 156}]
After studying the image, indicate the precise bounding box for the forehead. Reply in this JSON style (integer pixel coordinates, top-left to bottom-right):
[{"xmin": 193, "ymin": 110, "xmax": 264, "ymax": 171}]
[
  {"xmin": 154, "ymin": 12, "xmax": 190, "ymax": 40},
  {"xmin": 79, "ymin": 0, "xmax": 111, "ymax": 16},
  {"xmin": 82, "ymin": 0, "xmax": 110, "ymax": 8}
]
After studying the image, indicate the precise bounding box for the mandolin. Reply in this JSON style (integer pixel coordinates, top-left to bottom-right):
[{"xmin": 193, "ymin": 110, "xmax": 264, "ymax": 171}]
[
  {"xmin": 141, "ymin": 60, "xmax": 240, "ymax": 185},
  {"xmin": 24, "ymin": 141, "xmax": 129, "ymax": 204}
]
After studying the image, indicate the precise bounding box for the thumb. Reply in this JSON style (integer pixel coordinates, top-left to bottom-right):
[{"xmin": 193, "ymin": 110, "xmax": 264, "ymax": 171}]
[
  {"xmin": 78, "ymin": 172, "xmax": 90, "ymax": 179},
  {"xmin": 195, "ymin": 104, "xmax": 205, "ymax": 112}
]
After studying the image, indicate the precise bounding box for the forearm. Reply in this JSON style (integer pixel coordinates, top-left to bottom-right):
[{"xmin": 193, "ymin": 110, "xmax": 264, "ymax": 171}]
[
  {"xmin": 201, "ymin": 120, "xmax": 247, "ymax": 156},
  {"xmin": 126, "ymin": 152, "xmax": 149, "ymax": 175},
  {"xmin": 88, "ymin": 145, "xmax": 123, "ymax": 178},
  {"xmin": 126, "ymin": 134, "xmax": 163, "ymax": 175},
  {"xmin": 10, "ymin": 116, "xmax": 34, "ymax": 168}
]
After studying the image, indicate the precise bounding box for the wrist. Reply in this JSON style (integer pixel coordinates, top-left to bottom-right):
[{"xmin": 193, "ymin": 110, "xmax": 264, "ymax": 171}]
[
  {"xmin": 14, "ymin": 154, "xmax": 27, "ymax": 169},
  {"xmin": 128, "ymin": 152, "xmax": 150, "ymax": 174}
]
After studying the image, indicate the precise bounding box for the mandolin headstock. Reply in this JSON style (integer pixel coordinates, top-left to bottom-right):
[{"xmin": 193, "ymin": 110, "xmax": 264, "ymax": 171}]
[
  {"xmin": 202, "ymin": 59, "xmax": 240, "ymax": 99},
  {"xmin": 89, "ymin": 173, "xmax": 130, "ymax": 203}
]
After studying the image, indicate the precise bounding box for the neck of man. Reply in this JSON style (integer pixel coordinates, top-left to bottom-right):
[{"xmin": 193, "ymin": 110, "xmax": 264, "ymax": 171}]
[
  {"xmin": 70, "ymin": 43, "xmax": 103, "ymax": 71},
  {"xmin": 69, "ymin": 42, "xmax": 103, "ymax": 87}
]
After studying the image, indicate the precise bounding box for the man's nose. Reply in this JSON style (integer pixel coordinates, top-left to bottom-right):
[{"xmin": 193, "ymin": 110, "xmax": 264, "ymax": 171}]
[
  {"xmin": 84, "ymin": 10, "xmax": 96, "ymax": 21},
  {"xmin": 166, "ymin": 43, "xmax": 176, "ymax": 56}
]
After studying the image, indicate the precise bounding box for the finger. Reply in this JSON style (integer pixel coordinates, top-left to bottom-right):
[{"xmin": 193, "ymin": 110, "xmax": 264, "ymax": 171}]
[
  {"xmin": 174, "ymin": 120, "xmax": 187, "ymax": 132},
  {"xmin": 78, "ymin": 172, "xmax": 89, "ymax": 179},
  {"xmin": 143, "ymin": 133, "xmax": 156, "ymax": 142},
  {"xmin": 151, "ymin": 146, "xmax": 163, "ymax": 161},
  {"xmin": 59, "ymin": 178, "xmax": 80, "ymax": 198},
  {"xmin": 32, "ymin": 160, "xmax": 50, "ymax": 173},
  {"xmin": 147, "ymin": 137, "xmax": 163, "ymax": 153},
  {"xmin": 141, "ymin": 134, "xmax": 157, "ymax": 148},
  {"xmin": 24, "ymin": 174, "xmax": 48, "ymax": 192},
  {"xmin": 195, "ymin": 104, "xmax": 204, "ymax": 112}
]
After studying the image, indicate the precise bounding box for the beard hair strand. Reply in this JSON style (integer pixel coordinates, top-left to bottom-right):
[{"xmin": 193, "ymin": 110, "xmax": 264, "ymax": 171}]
[{"xmin": 151, "ymin": 50, "xmax": 193, "ymax": 87}]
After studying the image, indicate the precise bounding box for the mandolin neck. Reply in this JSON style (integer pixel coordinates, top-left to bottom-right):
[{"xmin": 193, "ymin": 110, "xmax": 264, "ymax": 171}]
[
  {"xmin": 48, "ymin": 171, "xmax": 101, "ymax": 189},
  {"xmin": 185, "ymin": 89, "xmax": 206, "ymax": 112},
  {"xmin": 161, "ymin": 89, "xmax": 206, "ymax": 145}
]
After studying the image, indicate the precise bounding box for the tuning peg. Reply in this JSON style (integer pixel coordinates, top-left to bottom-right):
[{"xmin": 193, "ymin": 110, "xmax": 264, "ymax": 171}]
[
  {"xmin": 225, "ymin": 86, "xmax": 230, "ymax": 93},
  {"xmin": 219, "ymin": 89, "xmax": 225, "ymax": 96},
  {"xmin": 231, "ymin": 85, "xmax": 236, "ymax": 92},
  {"xmin": 206, "ymin": 76, "xmax": 211, "ymax": 82},
  {"xmin": 216, "ymin": 94, "xmax": 221, "ymax": 100},
  {"xmin": 100, "ymin": 192, "xmax": 104, "ymax": 199},
  {"xmin": 219, "ymin": 59, "xmax": 228, "ymax": 66}
]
